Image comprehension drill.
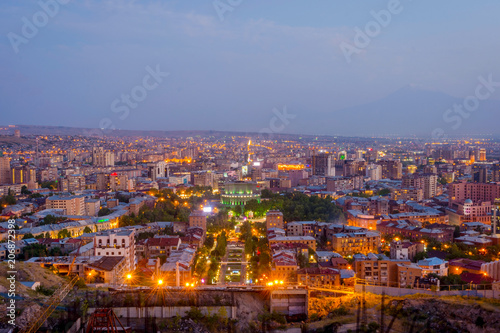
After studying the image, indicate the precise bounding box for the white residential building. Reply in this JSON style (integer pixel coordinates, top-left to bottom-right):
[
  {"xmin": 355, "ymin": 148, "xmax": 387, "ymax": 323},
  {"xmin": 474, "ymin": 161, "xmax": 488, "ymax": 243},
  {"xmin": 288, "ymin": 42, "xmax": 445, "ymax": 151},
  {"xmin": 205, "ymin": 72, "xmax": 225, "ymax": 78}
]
[{"xmin": 94, "ymin": 229, "xmax": 136, "ymax": 271}]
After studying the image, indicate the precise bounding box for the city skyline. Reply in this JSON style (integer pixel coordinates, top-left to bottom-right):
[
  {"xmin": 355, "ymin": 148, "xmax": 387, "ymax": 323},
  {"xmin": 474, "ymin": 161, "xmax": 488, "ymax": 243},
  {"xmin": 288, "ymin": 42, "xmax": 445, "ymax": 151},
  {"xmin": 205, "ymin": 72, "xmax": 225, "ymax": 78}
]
[{"xmin": 3, "ymin": 2, "xmax": 500, "ymax": 332}]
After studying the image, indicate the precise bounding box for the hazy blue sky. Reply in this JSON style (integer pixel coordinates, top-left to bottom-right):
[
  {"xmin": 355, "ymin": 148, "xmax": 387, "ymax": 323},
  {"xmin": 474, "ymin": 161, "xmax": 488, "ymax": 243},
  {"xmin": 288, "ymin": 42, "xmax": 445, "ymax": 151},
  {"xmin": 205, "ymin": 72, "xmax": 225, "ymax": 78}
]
[{"xmin": 1, "ymin": 0, "xmax": 500, "ymax": 136}]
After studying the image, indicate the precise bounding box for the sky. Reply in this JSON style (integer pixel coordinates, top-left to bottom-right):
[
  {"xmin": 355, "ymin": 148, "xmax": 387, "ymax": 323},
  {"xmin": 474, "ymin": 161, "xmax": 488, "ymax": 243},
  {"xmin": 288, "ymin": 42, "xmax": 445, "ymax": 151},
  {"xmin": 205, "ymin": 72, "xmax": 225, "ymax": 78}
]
[{"xmin": 1, "ymin": 0, "xmax": 500, "ymax": 136}]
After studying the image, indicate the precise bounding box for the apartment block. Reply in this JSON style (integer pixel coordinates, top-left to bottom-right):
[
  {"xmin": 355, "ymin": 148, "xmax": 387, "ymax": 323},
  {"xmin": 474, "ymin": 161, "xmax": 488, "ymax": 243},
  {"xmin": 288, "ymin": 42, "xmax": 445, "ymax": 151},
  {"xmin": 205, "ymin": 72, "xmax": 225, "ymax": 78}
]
[
  {"xmin": 355, "ymin": 254, "xmax": 410, "ymax": 287},
  {"xmin": 189, "ymin": 210, "xmax": 207, "ymax": 232},
  {"xmin": 266, "ymin": 210, "xmax": 284, "ymax": 230},
  {"xmin": 390, "ymin": 240, "xmax": 424, "ymax": 261},
  {"xmin": 331, "ymin": 231, "xmax": 380, "ymax": 256},
  {"xmin": 46, "ymin": 195, "xmax": 86, "ymax": 215},
  {"xmin": 94, "ymin": 229, "xmax": 136, "ymax": 271}
]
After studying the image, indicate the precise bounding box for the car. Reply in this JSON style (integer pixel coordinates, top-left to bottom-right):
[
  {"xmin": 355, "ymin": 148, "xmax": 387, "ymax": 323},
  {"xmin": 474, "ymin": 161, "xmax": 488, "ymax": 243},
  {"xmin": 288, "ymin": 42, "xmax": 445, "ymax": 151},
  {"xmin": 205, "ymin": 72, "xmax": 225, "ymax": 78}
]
[{"xmin": 231, "ymin": 270, "xmax": 240, "ymax": 275}]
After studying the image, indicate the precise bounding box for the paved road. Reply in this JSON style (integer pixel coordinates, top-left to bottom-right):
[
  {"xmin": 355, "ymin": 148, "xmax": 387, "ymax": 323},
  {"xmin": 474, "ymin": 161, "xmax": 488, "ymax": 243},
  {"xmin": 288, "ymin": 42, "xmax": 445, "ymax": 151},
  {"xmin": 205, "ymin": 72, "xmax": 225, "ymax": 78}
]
[{"xmin": 218, "ymin": 249, "xmax": 229, "ymax": 284}]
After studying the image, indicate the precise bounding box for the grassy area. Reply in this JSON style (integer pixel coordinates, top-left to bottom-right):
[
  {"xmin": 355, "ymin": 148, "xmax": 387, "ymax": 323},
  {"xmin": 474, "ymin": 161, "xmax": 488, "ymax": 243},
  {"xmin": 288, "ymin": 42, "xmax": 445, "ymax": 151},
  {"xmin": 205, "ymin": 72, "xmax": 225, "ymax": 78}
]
[{"xmin": 0, "ymin": 262, "xmax": 67, "ymax": 297}]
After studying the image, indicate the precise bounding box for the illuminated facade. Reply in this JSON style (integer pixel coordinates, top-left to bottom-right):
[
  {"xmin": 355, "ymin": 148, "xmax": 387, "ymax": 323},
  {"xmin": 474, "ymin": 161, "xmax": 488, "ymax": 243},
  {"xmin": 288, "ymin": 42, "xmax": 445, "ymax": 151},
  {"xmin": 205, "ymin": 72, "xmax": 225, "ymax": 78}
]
[
  {"xmin": 266, "ymin": 210, "xmax": 284, "ymax": 230},
  {"xmin": 46, "ymin": 195, "xmax": 86, "ymax": 215},
  {"xmin": 221, "ymin": 181, "xmax": 260, "ymax": 206},
  {"xmin": 94, "ymin": 229, "xmax": 136, "ymax": 271}
]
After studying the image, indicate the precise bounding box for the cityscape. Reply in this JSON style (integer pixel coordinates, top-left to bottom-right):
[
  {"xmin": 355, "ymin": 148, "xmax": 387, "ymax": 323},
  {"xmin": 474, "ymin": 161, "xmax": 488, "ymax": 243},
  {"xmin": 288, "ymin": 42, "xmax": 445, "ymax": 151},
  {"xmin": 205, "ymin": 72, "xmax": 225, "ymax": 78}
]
[{"xmin": 2, "ymin": 1, "xmax": 500, "ymax": 333}]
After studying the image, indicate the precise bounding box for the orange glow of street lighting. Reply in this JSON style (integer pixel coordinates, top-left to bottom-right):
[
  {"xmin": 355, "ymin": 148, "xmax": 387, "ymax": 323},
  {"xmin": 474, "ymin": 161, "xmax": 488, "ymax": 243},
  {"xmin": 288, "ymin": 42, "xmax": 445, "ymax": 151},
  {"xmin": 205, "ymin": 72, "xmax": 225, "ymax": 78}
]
[{"xmin": 158, "ymin": 279, "xmax": 163, "ymax": 286}]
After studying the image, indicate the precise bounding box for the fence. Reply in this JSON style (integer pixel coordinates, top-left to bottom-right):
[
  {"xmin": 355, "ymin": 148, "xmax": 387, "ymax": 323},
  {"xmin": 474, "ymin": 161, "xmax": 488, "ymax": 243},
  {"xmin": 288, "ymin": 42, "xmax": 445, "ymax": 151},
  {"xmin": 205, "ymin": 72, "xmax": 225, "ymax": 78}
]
[{"xmin": 354, "ymin": 284, "xmax": 500, "ymax": 298}]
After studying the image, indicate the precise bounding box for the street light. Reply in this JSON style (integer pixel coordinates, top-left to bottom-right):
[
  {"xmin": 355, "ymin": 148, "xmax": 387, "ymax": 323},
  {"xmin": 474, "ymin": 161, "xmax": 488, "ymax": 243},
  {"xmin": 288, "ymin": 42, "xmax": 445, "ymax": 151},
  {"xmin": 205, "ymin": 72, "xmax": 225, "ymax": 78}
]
[{"xmin": 158, "ymin": 279, "xmax": 164, "ymax": 286}]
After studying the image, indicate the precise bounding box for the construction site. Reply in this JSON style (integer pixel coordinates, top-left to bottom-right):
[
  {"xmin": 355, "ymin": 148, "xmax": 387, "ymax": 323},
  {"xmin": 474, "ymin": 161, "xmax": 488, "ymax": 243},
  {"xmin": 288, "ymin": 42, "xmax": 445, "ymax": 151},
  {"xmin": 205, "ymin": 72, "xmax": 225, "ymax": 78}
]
[{"xmin": 1, "ymin": 259, "xmax": 500, "ymax": 332}]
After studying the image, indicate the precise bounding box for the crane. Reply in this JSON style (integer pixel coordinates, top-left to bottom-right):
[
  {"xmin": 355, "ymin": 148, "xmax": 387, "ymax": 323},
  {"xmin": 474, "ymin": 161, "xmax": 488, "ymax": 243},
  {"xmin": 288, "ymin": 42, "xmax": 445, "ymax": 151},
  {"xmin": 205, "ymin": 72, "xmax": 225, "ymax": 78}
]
[{"xmin": 20, "ymin": 239, "xmax": 83, "ymax": 333}]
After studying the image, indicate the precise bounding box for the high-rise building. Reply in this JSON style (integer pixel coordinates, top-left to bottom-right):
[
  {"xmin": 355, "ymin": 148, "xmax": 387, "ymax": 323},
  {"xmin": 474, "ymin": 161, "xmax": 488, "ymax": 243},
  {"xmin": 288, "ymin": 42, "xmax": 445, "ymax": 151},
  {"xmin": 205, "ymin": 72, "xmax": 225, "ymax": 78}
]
[
  {"xmin": 92, "ymin": 147, "xmax": 114, "ymax": 167},
  {"xmin": 11, "ymin": 166, "xmax": 26, "ymax": 184},
  {"xmin": 377, "ymin": 160, "xmax": 402, "ymax": 179},
  {"xmin": 0, "ymin": 156, "xmax": 11, "ymax": 185},
  {"xmin": 38, "ymin": 167, "xmax": 58, "ymax": 182},
  {"xmin": 423, "ymin": 165, "xmax": 437, "ymax": 174},
  {"xmin": 473, "ymin": 165, "xmax": 488, "ymax": 183},
  {"xmin": 110, "ymin": 173, "xmax": 133, "ymax": 191},
  {"xmin": 421, "ymin": 174, "xmax": 438, "ymax": 199},
  {"xmin": 479, "ymin": 148, "xmax": 486, "ymax": 161},
  {"xmin": 312, "ymin": 153, "xmax": 334, "ymax": 177},
  {"xmin": 193, "ymin": 171, "xmax": 213, "ymax": 187},
  {"xmin": 67, "ymin": 174, "xmax": 86, "ymax": 192},
  {"xmin": 366, "ymin": 164, "xmax": 382, "ymax": 180},
  {"xmin": 96, "ymin": 173, "xmax": 109, "ymax": 191},
  {"xmin": 147, "ymin": 161, "xmax": 166, "ymax": 181},
  {"xmin": 493, "ymin": 163, "xmax": 500, "ymax": 183}
]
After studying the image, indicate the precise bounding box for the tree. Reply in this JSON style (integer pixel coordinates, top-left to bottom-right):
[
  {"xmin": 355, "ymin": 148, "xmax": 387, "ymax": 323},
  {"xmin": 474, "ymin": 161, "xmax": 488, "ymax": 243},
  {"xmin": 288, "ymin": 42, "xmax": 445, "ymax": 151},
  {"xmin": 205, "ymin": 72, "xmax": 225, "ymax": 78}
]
[
  {"xmin": 203, "ymin": 235, "xmax": 215, "ymax": 249},
  {"xmin": 83, "ymin": 226, "xmax": 92, "ymax": 234},
  {"xmin": 41, "ymin": 181, "xmax": 58, "ymax": 190},
  {"xmin": 49, "ymin": 247, "xmax": 63, "ymax": 256},
  {"xmin": 22, "ymin": 233, "xmax": 35, "ymax": 239},
  {"xmin": 377, "ymin": 189, "xmax": 391, "ymax": 196},
  {"xmin": 0, "ymin": 194, "xmax": 16, "ymax": 206},
  {"xmin": 58, "ymin": 229, "xmax": 71, "ymax": 239},
  {"xmin": 298, "ymin": 253, "xmax": 310, "ymax": 268},
  {"xmin": 413, "ymin": 251, "xmax": 428, "ymax": 263},
  {"xmin": 258, "ymin": 310, "xmax": 286, "ymax": 331},
  {"xmin": 233, "ymin": 205, "xmax": 243, "ymax": 216},
  {"xmin": 98, "ymin": 208, "xmax": 112, "ymax": 216},
  {"xmin": 136, "ymin": 231, "xmax": 155, "ymax": 241},
  {"xmin": 21, "ymin": 185, "xmax": 31, "ymax": 195},
  {"xmin": 21, "ymin": 244, "xmax": 48, "ymax": 260},
  {"xmin": 40, "ymin": 214, "xmax": 66, "ymax": 226}
]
